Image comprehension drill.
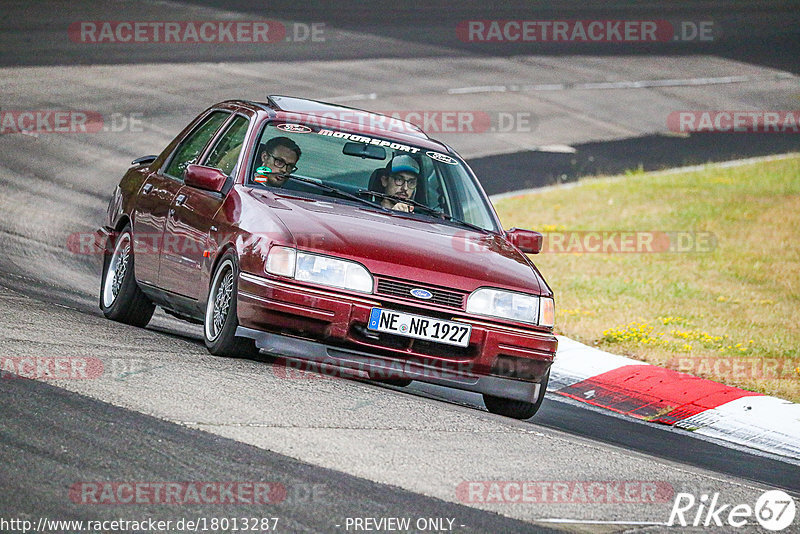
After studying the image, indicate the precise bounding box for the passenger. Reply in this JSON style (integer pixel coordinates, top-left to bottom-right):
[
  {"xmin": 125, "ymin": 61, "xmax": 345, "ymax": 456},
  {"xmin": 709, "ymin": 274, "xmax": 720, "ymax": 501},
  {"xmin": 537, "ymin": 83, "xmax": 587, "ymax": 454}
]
[
  {"xmin": 380, "ymin": 155, "xmax": 420, "ymax": 212},
  {"xmin": 254, "ymin": 136, "xmax": 301, "ymax": 187}
]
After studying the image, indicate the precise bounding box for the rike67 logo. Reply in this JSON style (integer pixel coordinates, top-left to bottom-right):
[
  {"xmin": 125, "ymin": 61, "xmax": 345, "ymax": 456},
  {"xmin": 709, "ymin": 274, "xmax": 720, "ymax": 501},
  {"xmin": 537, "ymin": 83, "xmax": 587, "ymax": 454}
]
[{"xmin": 668, "ymin": 490, "xmax": 796, "ymax": 531}]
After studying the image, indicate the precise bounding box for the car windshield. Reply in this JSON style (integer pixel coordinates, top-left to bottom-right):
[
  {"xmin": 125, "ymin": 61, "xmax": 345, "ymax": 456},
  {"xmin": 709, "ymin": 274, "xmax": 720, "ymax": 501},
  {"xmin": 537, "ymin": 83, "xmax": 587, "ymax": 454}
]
[{"xmin": 248, "ymin": 122, "xmax": 500, "ymax": 232}]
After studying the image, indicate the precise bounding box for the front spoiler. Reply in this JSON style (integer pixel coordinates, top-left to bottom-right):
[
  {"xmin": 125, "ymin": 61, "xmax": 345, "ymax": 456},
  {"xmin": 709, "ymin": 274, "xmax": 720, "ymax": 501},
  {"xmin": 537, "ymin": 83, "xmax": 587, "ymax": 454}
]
[{"xmin": 236, "ymin": 326, "xmax": 542, "ymax": 403}]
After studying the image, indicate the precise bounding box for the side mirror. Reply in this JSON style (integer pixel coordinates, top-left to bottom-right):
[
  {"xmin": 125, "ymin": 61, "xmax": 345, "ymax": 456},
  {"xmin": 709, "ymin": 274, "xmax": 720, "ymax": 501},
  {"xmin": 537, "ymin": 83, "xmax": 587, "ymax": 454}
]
[
  {"xmin": 184, "ymin": 164, "xmax": 227, "ymax": 193},
  {"xmin": 131, "ymin": 154, "xmax": 157, "ymax": 166},
  {"xmin": 506, "ymin": 228, "xmax": 543, "ymax": 254}
]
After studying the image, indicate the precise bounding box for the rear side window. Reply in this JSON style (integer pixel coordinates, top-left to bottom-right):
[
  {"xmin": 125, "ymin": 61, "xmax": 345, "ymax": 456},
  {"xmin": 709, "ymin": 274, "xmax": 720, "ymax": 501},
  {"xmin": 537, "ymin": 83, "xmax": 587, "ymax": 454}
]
[
  {"xmin": 204, "ymin": 115, "xmax": 250, "ymax": 176},
  {"xmin": 164, "ymin": 111, "xmax": 229, "ymax": 179}
]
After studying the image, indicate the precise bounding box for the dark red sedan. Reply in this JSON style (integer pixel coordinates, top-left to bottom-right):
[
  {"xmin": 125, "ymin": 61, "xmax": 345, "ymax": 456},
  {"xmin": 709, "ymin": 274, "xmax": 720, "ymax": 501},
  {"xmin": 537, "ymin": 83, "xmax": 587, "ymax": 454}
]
[{"xmin": 96, "ymin": 96, "xmax": 557, "ymax": 419}]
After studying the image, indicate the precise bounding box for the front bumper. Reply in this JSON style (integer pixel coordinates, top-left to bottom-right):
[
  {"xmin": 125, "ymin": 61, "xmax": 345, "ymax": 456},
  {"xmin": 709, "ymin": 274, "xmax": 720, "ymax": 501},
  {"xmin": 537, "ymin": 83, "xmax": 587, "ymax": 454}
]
[
  {"xmin": 237, "ymin": 326, "xmax": 544, "ymax": 402},
  {"xmin": 236, "ymin": 272, "xmax": 557, "ymax": 402}
]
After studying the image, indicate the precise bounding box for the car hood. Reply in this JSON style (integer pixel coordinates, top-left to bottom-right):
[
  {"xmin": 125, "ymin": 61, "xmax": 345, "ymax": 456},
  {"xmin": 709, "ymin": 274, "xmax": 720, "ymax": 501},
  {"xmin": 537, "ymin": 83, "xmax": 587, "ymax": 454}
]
[{"xmin": 260, "ymin": 193, "xmax": 545, "ymax": 295}]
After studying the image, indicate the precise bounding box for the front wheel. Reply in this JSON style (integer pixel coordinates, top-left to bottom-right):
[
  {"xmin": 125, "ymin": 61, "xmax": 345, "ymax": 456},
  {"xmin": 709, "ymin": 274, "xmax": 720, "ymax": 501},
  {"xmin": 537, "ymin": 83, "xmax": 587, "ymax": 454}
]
[
  {"xmin": 483, "ymin": 370, "xmax": 549, "ymax": 420},
  {"xmin": 100, "ymin": 225, "xmax": 155, "ymax": 327},
  {"xmin": 203, "ymin": 253, "xmax": 258, "ymax": 357}
]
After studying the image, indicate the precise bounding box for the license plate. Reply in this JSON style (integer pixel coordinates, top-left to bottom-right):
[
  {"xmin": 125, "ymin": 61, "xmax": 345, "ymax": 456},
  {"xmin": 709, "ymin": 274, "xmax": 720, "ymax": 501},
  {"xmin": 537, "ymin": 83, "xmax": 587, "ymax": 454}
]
[{"xmin": 367, "ymin": 308, "xmax": 471, "ymax": 347}]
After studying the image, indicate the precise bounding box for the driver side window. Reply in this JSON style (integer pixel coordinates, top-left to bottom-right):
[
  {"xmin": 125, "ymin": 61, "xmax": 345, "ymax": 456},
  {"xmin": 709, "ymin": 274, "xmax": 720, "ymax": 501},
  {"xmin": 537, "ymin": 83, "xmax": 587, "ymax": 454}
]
[
  {"xmin": 164, "ymin": 111, "xmax": 229, "ymax": 180},
  {"xmin": 205, "ymin": 115, "xmax": 250, "ymax": 176}
]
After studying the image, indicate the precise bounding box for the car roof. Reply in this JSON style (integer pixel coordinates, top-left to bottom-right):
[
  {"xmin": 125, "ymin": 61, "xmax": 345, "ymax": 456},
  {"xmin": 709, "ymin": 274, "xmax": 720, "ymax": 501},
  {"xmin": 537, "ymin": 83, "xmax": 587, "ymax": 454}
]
[
  {"xmin": 266, "ymin": 95, "xmax": 428, "ymax": 137},
  {"xmin": 223, "ymin": 95, "xmax": 453, "ymax": 154},
  {"xmin": 221, "ymin": 97, "xmax": 456, "ymax": 154}
]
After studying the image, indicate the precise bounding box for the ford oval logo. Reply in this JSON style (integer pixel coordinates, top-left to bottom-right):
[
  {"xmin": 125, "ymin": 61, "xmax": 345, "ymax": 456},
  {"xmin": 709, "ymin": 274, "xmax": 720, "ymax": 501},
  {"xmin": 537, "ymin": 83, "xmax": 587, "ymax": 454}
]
[
  {"xmin": 410, "ymin": 288, "xmax": 433, "ymax": 300},
  {"xmin": 426, "ymin": 151, "xmax": 458, "ymax": 165},
  {"xmin": 276, "ymin": 123, "xmax": 312, "ymax": 133}
]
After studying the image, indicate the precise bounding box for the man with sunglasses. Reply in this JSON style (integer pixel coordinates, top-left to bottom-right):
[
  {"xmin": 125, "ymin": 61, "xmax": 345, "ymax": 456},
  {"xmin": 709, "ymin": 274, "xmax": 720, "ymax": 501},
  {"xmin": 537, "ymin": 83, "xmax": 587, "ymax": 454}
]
[
  {"xmin": 379, "ymin": 155, "xmax": 420, "ymax": 212},
  {"xmin": 254, "ymin": 136, "xmax": 301, "ymax": 187}
]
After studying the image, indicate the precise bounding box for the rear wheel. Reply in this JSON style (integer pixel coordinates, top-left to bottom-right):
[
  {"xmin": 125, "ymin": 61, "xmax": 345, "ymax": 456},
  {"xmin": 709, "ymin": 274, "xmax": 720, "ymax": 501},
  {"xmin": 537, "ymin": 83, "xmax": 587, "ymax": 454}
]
[
  {"xmin": 483, "ymin": 370, "xmax": 549, "ymax": 420},
  {"xmin": 100, "ymin": 225, "xmax": 155, "ymax": 327},
  {"xmin": 204, "ymin": 253, "xmax": 258, "ymax": 357}
]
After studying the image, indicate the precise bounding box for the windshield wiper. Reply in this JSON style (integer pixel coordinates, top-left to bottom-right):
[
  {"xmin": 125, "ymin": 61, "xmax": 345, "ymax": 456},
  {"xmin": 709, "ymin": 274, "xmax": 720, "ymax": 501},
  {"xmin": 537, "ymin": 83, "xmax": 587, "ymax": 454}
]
[
  {"xmin": 263, "ymin": 172, "xmax": 386, "ymax": 210},
  {"xmin": 357, "ymin": 190, "xmax": 489, "ymax": 233},
  {"xmin": 356, "ymin": 190, "xmax": 442, "ymax": 216},
  {"xmin": 441, "ymin": 214, "xmax": 490, "ymax": 234}
]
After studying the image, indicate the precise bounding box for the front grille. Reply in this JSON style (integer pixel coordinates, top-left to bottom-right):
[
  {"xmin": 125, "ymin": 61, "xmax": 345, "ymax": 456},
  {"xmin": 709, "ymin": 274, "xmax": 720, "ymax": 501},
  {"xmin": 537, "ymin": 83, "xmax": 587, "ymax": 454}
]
[{"xmin": 376, "ymin": 278, "xmax": 465, "ymax": 309}]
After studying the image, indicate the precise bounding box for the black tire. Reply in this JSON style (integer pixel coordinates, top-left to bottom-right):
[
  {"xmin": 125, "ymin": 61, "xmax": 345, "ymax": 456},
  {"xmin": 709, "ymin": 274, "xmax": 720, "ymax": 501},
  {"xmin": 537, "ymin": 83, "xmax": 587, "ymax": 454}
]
[
  {"xmin": 203, "ymin": 252, "xmax": 258, "ymax": 358},
  {"xmin": 483, "ymin": 370, "xmax": 549, "ymax": 420},
  {"xmin": 100, "ymin": 225, "xmax": 155, "ymax": 327}
]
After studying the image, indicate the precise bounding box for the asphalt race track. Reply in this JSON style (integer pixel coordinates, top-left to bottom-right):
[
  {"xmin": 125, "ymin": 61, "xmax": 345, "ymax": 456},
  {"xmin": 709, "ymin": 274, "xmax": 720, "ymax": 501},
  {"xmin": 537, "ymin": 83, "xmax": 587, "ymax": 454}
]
[{"xmin": 1, "ymin": 1, "xmax": 799, "ymax": 532}]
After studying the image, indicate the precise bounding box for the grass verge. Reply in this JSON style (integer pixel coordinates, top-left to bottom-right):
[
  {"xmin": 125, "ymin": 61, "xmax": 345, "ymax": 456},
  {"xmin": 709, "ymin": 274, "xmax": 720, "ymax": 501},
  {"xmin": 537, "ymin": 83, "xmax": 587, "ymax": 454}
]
[{"xmin": 494, "ymin": 155, "xmax": 800, "ymax": 402}]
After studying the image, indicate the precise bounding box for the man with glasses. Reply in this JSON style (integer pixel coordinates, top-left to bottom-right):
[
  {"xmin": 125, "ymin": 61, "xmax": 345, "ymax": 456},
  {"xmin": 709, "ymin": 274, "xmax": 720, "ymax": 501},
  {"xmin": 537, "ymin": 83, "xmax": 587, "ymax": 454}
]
[
  {"xmin": 380, "ymin": 155, "xmax": 420, "ymax": 212},
  {"xmin": 254, "ymin": 136, "xmax": 301, "ymax": 187}
]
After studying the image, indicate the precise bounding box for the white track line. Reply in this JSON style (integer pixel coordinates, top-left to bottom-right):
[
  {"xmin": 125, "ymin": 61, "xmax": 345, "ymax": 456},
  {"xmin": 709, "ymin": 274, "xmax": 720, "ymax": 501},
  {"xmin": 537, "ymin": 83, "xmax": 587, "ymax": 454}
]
[
  {"xmin": 449, "ymin": 73, "xmax": 796, "ymax": 94},
  {"xmin": 326, "ymin": 92, "xmax": 378, "ymax": 103}
]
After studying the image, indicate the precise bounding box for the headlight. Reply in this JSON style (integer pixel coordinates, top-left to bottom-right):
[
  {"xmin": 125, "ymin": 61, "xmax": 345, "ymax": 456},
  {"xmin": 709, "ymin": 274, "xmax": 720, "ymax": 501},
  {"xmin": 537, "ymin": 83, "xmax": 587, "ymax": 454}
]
[
  {"xmin": 265, "ymin": 246, "xmax": 296, "ymax": 277},
  {"xmin": 265, "ymin": 246, "xmax": 373, "ymax": 294},
  {"xmin": 295, "ymin": 252, "xmax": 373, "ymax": 293},
  {"xmin": 467, "ymin": 288, "xmax": 552, "ymax": 326}
]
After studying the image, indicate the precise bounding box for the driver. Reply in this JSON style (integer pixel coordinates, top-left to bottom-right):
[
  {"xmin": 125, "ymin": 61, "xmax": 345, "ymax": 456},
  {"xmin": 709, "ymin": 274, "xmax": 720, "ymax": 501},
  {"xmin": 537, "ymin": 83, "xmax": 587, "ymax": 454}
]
[
  {"xmin": 254, "ymin": 136, "xmax": 301, "ymax": 187},
  {"xmin": 380, "ymin": 155, "xmax": 420, "ymax": 212}
]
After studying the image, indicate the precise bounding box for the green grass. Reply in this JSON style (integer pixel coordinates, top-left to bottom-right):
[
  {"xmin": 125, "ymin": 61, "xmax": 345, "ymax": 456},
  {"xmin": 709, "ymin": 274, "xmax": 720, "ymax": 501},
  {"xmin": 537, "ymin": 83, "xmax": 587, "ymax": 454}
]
[{"xmin": 494, "ymin": 155, "xmax": 800, "ymax": 401}]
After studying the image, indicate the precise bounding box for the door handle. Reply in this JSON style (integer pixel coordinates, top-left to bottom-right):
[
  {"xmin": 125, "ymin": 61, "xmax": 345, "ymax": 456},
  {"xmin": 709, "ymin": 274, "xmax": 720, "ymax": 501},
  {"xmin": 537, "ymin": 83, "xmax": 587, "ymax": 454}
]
[
  {"xmin": 175, "ymin": 194, "xmax": 186, "ymax": 206},
  {"xmin": 142, "ymin": 183, "xmax": 153, "ymax": 194}
]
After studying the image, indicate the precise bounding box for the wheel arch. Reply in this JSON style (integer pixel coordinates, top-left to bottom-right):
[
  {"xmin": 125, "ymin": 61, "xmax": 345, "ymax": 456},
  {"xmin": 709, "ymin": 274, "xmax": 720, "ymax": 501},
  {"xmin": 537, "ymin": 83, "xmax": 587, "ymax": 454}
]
[
  {"xmin": 102, "ymin": 215, "xmax": 133, "ymax": 278},
  {"xmin": 209, "ymin": 243, "xmax": 239, "ymax": 288},
  {"xmin": 202, "ymin": 243, "xmax": 240, "ymax": 312},
  {"xmin": 113, "ymin": 214, "xmax": 132, "ymax": 237}
]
